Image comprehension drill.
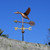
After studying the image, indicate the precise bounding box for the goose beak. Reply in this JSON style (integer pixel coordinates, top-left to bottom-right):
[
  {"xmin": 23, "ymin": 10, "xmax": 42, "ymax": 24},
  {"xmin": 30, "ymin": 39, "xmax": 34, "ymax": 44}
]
[{"xmin": 14, "ymin": 12, "xmax": 18, "ymax": 14}]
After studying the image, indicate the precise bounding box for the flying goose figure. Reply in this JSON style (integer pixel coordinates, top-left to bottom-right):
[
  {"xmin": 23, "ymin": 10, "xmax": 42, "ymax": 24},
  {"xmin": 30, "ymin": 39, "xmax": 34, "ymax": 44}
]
[{"xmin": 15, "ymin": 8, "xmax": 31, "ymax": 20}]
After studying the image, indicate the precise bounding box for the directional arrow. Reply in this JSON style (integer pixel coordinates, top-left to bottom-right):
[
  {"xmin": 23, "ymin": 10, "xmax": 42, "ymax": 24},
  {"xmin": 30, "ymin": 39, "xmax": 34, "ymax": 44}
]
[{"xmin": 14, "ymin": 20, "xmax": 35, "ymax": 26}]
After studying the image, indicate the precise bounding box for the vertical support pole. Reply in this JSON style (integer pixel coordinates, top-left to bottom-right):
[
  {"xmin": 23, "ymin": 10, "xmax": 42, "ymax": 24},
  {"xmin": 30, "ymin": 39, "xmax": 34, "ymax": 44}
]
[
  {"xmin": 22, "ymin": 32, "xmax": 24, "ymax": 41},
  {"xmin": 22, "ymin": 17, "xmax": 24, "ymax": 41}
]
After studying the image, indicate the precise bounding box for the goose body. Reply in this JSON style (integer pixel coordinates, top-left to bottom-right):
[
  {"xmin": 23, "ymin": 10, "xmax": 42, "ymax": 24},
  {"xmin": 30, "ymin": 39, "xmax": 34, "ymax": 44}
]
[{"xmin": 15, "ymin": 8, "xmax": 31, "ymax": 20}]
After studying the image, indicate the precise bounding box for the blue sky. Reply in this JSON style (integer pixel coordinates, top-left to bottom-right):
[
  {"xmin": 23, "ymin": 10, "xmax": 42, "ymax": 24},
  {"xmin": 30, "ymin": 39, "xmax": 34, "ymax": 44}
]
[{"xmin": 0, "ymin": 0, "xmax": 50, "ymax": 44}]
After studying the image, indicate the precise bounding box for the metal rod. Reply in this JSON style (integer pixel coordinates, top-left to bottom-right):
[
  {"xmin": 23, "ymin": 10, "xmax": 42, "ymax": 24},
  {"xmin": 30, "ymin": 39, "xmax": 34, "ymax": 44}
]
[
  {"xmin": 22, "ymin": 17, "xmax": 24, "ymax": 41},
  {"xmin": 22, "ymin": 17, "xmax": 24, "ymax": 25},
  {"xmin": 22, "ymin": 33, "xmax": 24, "ymax": 41}
]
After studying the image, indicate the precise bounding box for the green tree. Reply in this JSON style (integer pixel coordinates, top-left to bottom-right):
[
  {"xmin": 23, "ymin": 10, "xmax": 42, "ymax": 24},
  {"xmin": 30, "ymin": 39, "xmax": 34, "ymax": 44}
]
[
  {"xmin": 0, "ymin": 29, "xmax": 3, "ymax": 36},
  {"xmin": 0, "ymin": 29, "xmax": 9, "ymax": 38},
  {"xmin": 48, "ymin": 28, "xmax": 50, "ymax": 45},
  {"xmin": 45, "ymin": 28, "xmax": 50, "ymax": 46}
]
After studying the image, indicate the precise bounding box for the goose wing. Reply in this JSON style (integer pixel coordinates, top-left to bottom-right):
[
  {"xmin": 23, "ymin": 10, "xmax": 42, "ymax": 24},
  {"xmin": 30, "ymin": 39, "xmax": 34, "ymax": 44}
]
[{"xmin": 24, "ymin": 8, "xmax": 31, "ymax": 16}]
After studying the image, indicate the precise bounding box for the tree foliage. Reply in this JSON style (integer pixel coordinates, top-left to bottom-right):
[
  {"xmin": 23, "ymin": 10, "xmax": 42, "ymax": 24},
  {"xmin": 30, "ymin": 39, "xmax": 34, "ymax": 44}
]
[
  {"xmin": 0, "ymin": 29, "xmax": 3, "ymax": 36},
  {"xmin": 45, "ymin": 28, "xmax": 50, "ymax": 46},
  {"xmin": 0, "ymin": 29, "xmax": 9, "ymax": 38}
]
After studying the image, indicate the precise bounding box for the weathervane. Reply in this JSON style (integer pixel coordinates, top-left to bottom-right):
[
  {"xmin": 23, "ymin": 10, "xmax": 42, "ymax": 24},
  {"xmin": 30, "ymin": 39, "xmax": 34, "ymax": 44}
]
[{"xmin": 14, "ymin": 8, "xmax": 35, "ymax": 41}]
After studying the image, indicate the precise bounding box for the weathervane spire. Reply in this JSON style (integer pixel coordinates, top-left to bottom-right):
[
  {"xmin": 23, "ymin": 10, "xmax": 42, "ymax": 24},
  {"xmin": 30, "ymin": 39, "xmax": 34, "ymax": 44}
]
[{"xmin": 14, "ymin": 8, "xmax": 35, "ymax": 41}]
